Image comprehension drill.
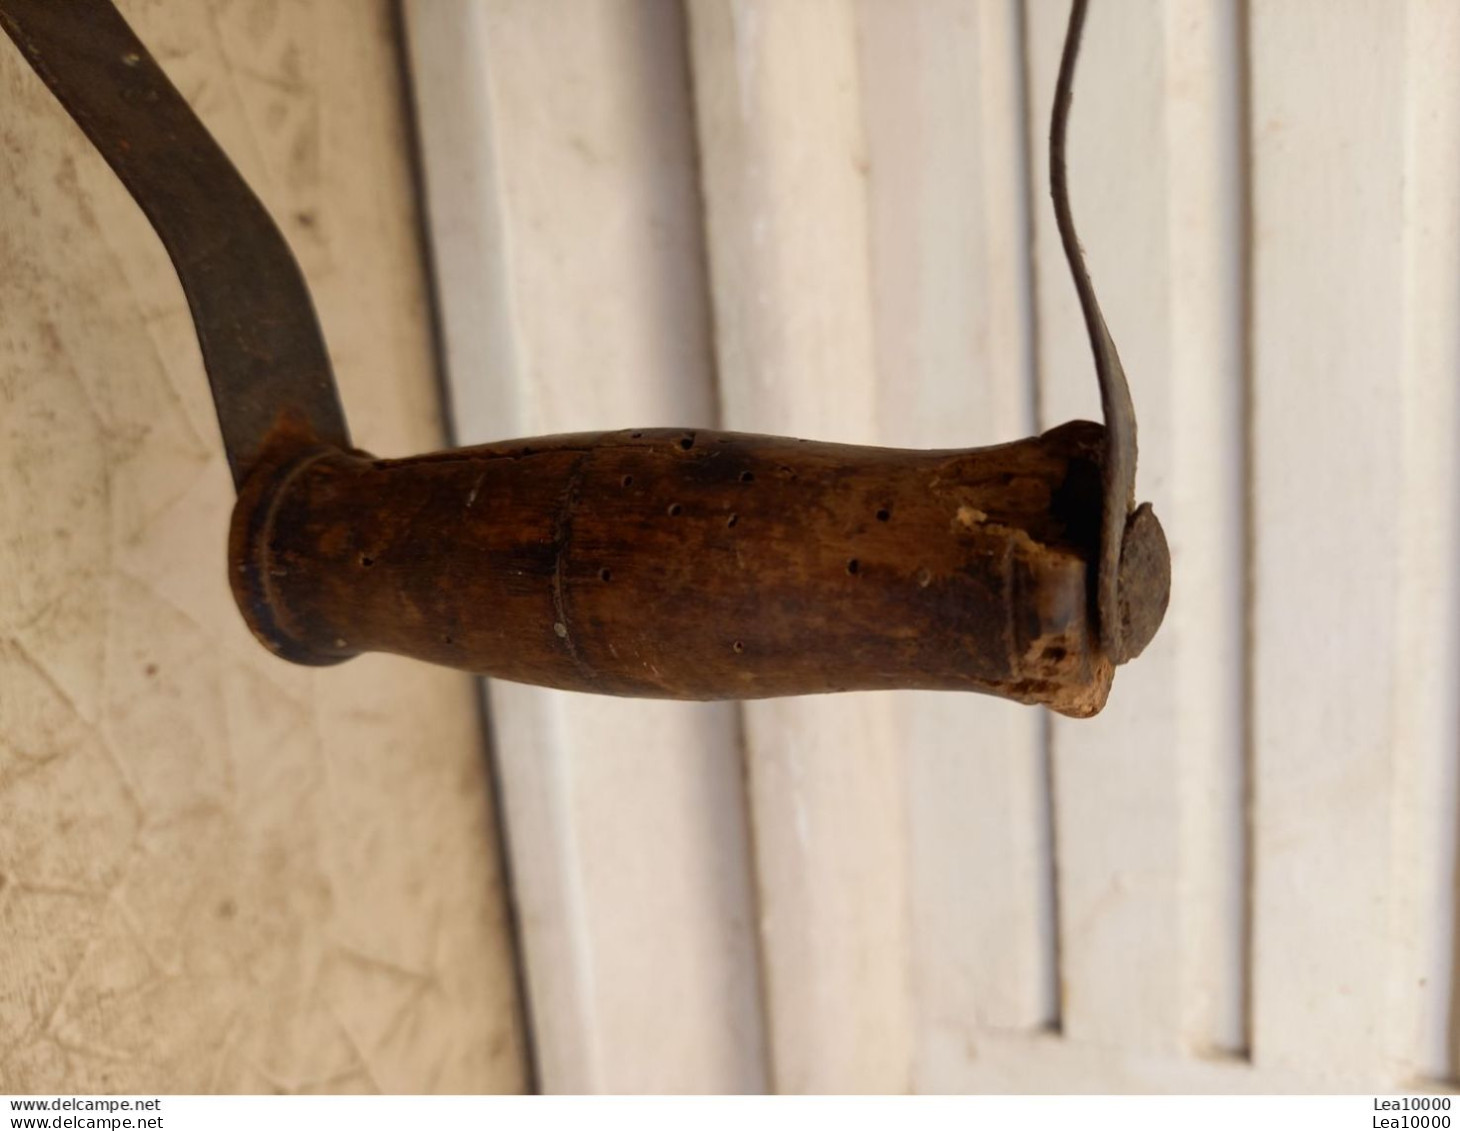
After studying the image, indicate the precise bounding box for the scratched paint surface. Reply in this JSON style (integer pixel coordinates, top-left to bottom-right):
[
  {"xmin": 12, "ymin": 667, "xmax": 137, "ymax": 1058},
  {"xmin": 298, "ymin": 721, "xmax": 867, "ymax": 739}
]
[{"xmin": 0, "ymin": 0, "xmax": 524, "ymax": 1092}]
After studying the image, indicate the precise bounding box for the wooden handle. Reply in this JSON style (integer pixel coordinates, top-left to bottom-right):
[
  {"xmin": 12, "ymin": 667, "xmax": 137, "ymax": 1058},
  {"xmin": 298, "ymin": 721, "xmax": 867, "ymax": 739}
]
[{"xmin": 230, "ymin": 422, "xmax": 1135, "ymax": 717}]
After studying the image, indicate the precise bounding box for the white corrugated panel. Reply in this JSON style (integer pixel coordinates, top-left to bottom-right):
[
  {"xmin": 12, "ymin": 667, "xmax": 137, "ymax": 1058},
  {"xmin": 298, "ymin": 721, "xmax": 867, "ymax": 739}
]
[{"xmin": 407, "ymin": 0, "xmax": 1460, "ymax": 1092}]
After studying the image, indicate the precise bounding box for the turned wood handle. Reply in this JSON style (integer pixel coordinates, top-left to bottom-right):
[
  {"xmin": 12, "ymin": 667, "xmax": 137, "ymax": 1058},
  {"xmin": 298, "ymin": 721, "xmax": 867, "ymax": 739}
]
[{"xmin": 229, "ymin": 422, "xmax": 1152, "ymax": 717}]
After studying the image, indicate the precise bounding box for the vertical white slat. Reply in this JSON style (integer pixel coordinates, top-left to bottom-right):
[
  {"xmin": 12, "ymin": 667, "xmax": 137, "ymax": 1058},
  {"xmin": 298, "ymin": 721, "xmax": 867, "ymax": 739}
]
[
  {"xmin": 1390, "ymin": 0, "xmax": 1460, "ymax": 1087},
  {"xmin": 1024, "ymin": 0, "xmax": 1248, "ymax": 1056},
  {"xmin": 688, "ymin": 0, "xmax": 914, "ymax": 1092},
  {"xmin": 403, "ymin": 0, "xmax": 767, "ymax": 1093},
  {"xmin": 1162, "ymin": 0, "xmax": 1251, "ymax": 1059},
  {"xmin": 1247, "ymin": 0, "xmax": 1410, "ymax": 1082},
  {"xmin": 854, "ymin": 0, "xmax": 1057, "ymax": 1053}
]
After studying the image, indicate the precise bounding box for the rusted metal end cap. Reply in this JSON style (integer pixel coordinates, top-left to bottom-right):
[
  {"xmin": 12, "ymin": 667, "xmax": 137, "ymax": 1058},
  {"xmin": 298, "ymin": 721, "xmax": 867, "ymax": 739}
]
[{"xmin": 1113, "ymin": 502, "xmax": 1170, "ymax": 664}]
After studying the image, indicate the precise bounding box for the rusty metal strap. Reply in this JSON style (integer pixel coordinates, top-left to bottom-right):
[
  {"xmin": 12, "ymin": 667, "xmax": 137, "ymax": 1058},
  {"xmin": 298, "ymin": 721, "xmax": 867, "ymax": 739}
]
[
  {"xmin": 1050, "ymin": 0, "xmax": 1144, "ymax": 663},
  {"xmin": 0, "ymin": 0, "xmax": 350, "ymax": 487}
]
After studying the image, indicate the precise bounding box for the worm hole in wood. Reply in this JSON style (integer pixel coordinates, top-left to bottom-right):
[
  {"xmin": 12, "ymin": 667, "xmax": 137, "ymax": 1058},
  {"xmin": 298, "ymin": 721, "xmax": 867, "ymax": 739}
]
[
  {"xmin": 679, "ymin": 434, "xmax": 695, "ymax": 450},
  {"xmin": 732, "ymin": 640, "xmax": 745, "ymax": 654},
  {"xmin": 847, "ymin": 559, "xmax": 860, "ymax": 576},
  {"xmin": 876, "ymin": 507, "xmax": 891, "ymax": 522},
  {"xmin": 740, "ymin": 471, "xmax": 754, "ymax": 483},
  {"xmin": 599, "ymin": 568, "xmax": 612, "ymax": 582},
  {"xmin": 621, "ymin": 474, "xmax": 634, "ymax": 487},
  {"xmin": 726, "ymin": 513, "xmax": 739, "ymax": 528},
  {"xmin": 668, "ymin": 503, "xmax": 683, "ymax": 517},
  {"xmin": 359, "ymin": 555, "xmax": 375, "ymax": 568}
]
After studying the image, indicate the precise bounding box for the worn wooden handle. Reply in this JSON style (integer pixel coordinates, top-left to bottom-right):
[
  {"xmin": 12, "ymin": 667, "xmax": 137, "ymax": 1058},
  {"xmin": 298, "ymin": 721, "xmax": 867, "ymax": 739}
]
[{"xmin": 229, "ymin": 421, "xmax": 1147, "ymax": 717}]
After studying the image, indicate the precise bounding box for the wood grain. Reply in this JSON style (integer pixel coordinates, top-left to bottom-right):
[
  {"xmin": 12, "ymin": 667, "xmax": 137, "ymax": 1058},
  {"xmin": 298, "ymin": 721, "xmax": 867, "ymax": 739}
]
[{"xmin": 233, "ymin": 423, "xmax": 1121, "ymax": 711}]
